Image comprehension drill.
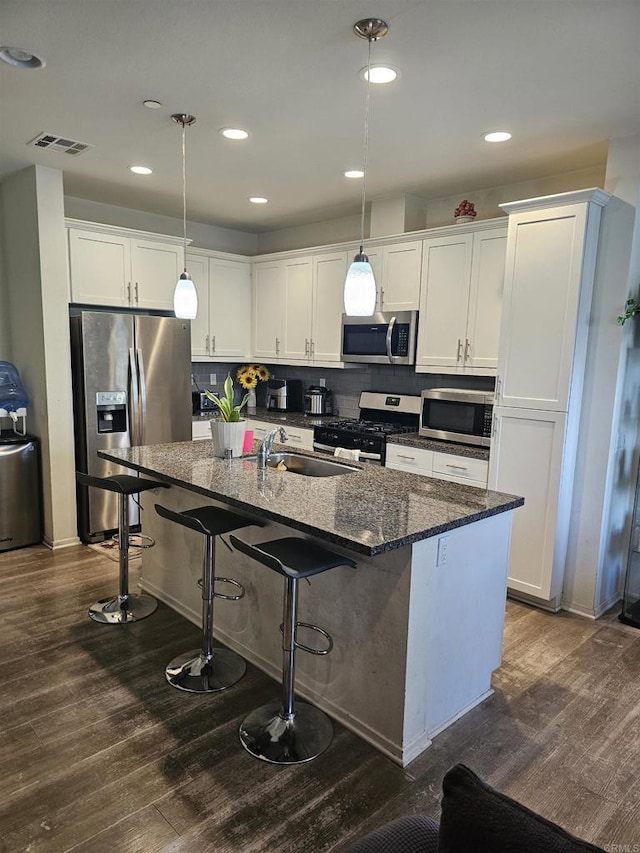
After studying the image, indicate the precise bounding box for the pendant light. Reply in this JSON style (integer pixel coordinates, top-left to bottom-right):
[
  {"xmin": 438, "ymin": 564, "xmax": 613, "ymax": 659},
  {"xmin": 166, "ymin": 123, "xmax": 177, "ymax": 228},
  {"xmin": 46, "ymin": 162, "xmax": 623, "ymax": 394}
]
[
  {"xmin": 344, "ymin": 18, "xmax": 389, "ymax": 317},
  {"xmin": 172, "ymin": 113, "xmax": 198, "ymax": 319}
]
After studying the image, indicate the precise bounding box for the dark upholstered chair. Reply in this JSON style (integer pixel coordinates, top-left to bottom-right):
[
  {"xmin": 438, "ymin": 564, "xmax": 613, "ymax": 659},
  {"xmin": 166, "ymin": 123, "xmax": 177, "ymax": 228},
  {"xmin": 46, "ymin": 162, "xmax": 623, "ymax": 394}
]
[{"xmin": 348, "ymin": 764, "xmax": 605, "ymax": 853}]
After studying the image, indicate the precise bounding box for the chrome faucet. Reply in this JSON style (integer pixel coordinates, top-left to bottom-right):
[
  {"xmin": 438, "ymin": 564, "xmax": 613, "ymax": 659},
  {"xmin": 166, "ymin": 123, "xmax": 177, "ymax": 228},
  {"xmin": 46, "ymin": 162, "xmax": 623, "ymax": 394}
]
[{"xmin": 257, "ymin": 426, "xmax": 287, "ymax": 470}]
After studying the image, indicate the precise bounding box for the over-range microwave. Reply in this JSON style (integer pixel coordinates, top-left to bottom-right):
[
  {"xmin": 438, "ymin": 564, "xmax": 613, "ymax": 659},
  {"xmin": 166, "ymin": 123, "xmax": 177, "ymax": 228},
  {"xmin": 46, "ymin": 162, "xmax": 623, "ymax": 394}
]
[
  {"xmin": 341, "ymin": 311, "xmax": 418, "ymax": 365},
  {"xmin": 420, "ymin": 388, "xmax": 494, "ymax": 447}
]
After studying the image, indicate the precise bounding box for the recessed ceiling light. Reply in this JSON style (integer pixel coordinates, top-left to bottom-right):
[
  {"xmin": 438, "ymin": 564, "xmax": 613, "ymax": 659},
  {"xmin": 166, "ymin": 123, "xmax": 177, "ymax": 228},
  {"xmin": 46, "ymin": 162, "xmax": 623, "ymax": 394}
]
[
  {"xmin": 360, "ymin": 64, "xmax": 398, "ymax": 84},
  {"xmin": 0, "ymin": 46, "xmax": 45, "ymax": 69},
  {"xmin": 483, "ymin": 130, "xmax": 512, "ymax": 143},
  {"xmin": 249, "ymin": 197, "xmax": 268, "ymax": 204},
  {"xmin": 130, "ymin": 165, "xmax": 153, "ymax": 175},
  {"xmin": 143, "ymin": 99, "xmax": 162, "ymax": 109},
  {"xmin": 220, "ymin": 128, "xmax": 249, "ymax": 140},
  {"xmin": 343, "ymin": 169, "xmax": 364, "ymax": 179}
]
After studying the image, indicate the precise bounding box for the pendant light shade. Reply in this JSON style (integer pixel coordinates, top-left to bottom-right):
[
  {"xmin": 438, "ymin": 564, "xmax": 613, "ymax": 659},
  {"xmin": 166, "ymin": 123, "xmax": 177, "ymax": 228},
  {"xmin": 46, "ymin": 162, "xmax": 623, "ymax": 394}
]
[
  {"xmin": 344, "ymin": 19, "xmax": 388, "ymax": 317},
  {"xmin": 172, "ymin": 113, "xmax": 198, "ymax": 320},
  {"xmin": 344, "ymin": 251, "xmax": 376, "ymax": 316}
]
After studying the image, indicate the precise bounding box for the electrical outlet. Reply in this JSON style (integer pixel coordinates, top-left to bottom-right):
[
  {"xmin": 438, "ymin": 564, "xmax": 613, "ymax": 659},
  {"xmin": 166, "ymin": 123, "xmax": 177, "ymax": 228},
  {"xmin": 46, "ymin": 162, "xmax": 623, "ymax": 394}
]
[
  {"xmin": 319, "ymin": 377, "xmax": 326, "ymax": 387},
  {"xmin": 436, "ymin": 535, "xmax": 450, "ymax": 567},
  {"xmin": 209, "ymin": 373, "xmax": 217, "ymax": 385}
]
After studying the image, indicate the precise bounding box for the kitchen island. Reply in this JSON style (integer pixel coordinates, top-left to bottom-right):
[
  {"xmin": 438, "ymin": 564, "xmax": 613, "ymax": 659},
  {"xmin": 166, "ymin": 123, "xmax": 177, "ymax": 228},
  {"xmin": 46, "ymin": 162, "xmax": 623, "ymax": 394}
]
[{"xmin": 100, "ymin": 440, "xmax": 523, "ymax": 766}]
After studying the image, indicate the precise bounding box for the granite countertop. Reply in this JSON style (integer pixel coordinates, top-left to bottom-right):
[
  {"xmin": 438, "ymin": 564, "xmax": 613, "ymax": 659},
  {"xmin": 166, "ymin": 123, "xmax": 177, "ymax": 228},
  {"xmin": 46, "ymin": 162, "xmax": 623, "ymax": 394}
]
[
  {"xmin": 192, "ymin": 407, "xmax": 333, "ymax": 429},
  {"xmin": 387, "ymin": 433, "xmax": 490, "ymax": 462},
  {"xmin": 100, "ymin": 442, "xmax": 522, "ymax": 557}
]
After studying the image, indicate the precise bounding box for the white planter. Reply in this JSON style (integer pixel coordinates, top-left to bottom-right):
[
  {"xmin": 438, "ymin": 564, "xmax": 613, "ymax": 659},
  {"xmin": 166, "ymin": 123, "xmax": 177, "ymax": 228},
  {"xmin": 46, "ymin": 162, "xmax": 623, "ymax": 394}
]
[{"xmin": 210, "ymin": 419, "xmax": 247, "ymax": 458}]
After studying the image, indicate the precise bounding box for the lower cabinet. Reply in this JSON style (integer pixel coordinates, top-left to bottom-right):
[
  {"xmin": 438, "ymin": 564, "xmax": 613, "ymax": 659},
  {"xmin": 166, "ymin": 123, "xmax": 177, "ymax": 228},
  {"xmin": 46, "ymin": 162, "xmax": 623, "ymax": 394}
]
[
  {"xmin": 245, "ymin": 419, "xmax": 314, "ymax": 451},
  {"xmin": 386, "ymin": 443, "xmax": 489, "ymax": 488},
  {"xmin": 192, "ymin": 420, "xmax": 212, "ymax": 441}
]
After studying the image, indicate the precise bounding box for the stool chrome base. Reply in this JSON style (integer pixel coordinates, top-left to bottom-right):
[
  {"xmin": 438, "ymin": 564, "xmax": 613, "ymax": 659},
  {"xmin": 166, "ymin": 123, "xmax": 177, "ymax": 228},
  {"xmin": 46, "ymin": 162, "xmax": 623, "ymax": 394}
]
[
  {"xmin": 88, "ymin": 593, "xmax": 158, "ymax": 624},
  {"xmin": 239, "ymin": 701, "xmax": 333, "ymax": 764},
  {"xmin": 166, "ymin": 647, "xmax": 246, "ymax": 693}
]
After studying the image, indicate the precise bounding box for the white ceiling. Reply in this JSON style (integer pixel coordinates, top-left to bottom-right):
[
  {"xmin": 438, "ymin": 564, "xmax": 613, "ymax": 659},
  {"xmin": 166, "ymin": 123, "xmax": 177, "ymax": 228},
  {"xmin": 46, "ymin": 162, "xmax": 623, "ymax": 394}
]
[{"xmin": 1, "ymin": 1, "xmax": 638, "ymax": 233}]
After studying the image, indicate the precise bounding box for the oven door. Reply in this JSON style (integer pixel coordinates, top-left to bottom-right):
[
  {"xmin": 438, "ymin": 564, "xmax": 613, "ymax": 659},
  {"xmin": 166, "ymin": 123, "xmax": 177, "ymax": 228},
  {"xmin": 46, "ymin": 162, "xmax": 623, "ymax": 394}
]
[
  {"xmin": 419, "ymin": 391, "xmax": 493, "ymax": 447},
  {"xmin": 341, "ymin": 311, "xmax": 417, "ymax": 365},
  {"xmin": 312, "ymin": 426, "xmax": 384, "ymax": 463}
]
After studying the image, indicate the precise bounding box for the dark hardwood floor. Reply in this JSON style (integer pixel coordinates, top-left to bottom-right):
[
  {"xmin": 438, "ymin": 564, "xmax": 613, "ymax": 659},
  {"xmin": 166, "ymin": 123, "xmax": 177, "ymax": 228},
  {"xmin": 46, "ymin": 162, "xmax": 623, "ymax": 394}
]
[{"xmin": 1, "ymin": 543, "xmax": 639, "ymax": 852}]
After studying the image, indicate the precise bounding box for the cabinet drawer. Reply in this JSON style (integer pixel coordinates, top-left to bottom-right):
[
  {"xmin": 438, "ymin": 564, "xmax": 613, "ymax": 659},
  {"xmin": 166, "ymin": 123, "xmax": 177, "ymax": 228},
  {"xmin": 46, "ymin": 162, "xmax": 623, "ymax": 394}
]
[
  {"xmin": 284, "ymin": 427, "xmax": 314, "ymax": 451},
  {"xmin": 386, "ymin": 444, "xmax": 433, "ymax": 475},
  {"xmin": 245, "ymin": 420, "xmax": 269, "ymax": 441},
  {"xmin": 192, "ymin": 420, "xmax": 212, "ymax": 441},
  {"xmin": 432, "ymin": 452, "xmax": 488, "ymax": 484}
]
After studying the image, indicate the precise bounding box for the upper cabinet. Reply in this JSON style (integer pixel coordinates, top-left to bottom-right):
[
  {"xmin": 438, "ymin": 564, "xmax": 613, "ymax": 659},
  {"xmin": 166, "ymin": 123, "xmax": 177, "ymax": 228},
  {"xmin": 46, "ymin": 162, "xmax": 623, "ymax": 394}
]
[
  {"xmin": 364, "ymin": 240, "xmax": 422, "ymax": 312},
  {"xmin": 67, "ymin": 223, "xmax": 183, "ymax": 311},
  {"xmin": 252, "ymin": 251, "xmax": 347, "ymax": 365},
  {"xmin": 189, "ymin": 251, "xmax": 251, "ymax": 361},
  {"xmin": 416, "ymin": 225, "xmax": 507, "ymax": 374}
]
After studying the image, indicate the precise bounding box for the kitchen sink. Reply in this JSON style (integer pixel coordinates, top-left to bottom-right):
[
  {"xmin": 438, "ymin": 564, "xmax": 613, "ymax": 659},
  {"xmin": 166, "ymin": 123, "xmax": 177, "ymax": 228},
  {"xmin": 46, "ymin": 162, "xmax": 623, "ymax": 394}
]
[{"xmin": 266, "ymin": 452, "xmax": 358, "ymax": 477}]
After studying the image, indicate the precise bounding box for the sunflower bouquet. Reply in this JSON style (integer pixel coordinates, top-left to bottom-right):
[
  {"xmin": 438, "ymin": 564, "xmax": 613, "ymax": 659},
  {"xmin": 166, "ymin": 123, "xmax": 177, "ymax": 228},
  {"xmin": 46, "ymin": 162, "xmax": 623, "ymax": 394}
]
[{"xmin": 236, "ymin": 364, "xmax": 272, "ymax": 390}]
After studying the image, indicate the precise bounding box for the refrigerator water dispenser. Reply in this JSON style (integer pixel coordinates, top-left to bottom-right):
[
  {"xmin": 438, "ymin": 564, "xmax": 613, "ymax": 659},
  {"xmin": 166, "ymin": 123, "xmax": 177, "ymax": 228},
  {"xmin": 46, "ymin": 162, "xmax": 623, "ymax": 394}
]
[{"xmin": 96, "ymin": 391, "xmax": 127, "ymax": 434}]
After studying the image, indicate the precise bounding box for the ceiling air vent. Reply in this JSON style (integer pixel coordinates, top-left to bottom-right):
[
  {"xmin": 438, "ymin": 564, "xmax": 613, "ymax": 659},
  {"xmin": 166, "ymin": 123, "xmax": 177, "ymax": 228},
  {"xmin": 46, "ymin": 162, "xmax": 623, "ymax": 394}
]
[{"xmin": 28, "ymin": 132, "xmax": 94, "ymax": 155}]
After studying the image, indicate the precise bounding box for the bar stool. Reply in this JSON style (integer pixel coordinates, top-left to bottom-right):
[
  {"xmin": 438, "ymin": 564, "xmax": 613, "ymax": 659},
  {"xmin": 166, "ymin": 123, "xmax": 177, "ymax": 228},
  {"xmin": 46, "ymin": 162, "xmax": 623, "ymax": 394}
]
[
  {"xmin": 154, "ymin": 503, "xmax": 263, "ymax": 693},
  {"xmin": 229, "ymin": 534, "xmax": 356, "ymax": 765},
  {"xmin": 76, "ymin": 472, "xmax": 168, "ymax": 624}
]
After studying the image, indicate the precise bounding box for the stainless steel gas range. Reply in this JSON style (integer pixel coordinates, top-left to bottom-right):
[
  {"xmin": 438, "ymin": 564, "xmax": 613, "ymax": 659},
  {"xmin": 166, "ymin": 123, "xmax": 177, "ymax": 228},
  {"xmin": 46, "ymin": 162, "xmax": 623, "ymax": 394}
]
[{"xmin": 313, "ymin": 391, "xmax": 421, "ymax": 464}]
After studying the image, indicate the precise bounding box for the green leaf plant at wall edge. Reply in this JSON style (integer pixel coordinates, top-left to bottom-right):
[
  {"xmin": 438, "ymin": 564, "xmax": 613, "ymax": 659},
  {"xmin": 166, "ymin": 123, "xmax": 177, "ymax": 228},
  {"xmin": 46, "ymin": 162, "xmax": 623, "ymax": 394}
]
[
  {"xmin": 617, "ymin": 294, "xmax": 640, "ymax": 326},
  {"xmin": 204, "ymin": 373, "xmax": 249, "ymax": 422}
]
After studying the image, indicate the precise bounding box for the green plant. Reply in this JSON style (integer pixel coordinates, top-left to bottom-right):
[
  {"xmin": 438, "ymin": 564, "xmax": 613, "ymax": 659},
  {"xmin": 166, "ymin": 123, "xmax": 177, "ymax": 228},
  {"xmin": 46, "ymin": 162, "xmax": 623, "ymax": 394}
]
[
  {"xmin": 617, "ymin": 297, "xmax": 640, "ymax": 326},
  {"xmin": 204, "ymin": 373, "xmax": 248, "ymax": 422}
]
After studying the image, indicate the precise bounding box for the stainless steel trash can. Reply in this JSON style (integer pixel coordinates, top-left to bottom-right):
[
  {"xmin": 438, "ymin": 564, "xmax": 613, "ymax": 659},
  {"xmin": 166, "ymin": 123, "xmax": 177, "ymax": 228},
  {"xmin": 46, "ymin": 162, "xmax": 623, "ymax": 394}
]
[{"xmin": 0, "ymin": 434, "xmax": 42, "ymax": 552}]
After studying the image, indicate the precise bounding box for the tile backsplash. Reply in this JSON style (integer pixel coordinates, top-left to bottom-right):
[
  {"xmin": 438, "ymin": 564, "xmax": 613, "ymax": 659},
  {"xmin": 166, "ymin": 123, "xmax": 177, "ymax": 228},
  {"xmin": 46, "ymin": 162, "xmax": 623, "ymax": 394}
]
[{"xmin": 191, "ymin": 362, "xmax": 495, "ymax": 419}]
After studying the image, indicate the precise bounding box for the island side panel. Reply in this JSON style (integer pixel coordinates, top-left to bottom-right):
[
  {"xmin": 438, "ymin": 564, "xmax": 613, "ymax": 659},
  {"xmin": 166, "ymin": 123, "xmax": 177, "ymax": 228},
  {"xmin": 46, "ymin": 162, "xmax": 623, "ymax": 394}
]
[
  {"xmin": 403, "ymin": 509, "xmax": 513, "ymax": 755},
  {"xmin": 139, "ymin": 485, "xmax": 414, "ymax": 765}
]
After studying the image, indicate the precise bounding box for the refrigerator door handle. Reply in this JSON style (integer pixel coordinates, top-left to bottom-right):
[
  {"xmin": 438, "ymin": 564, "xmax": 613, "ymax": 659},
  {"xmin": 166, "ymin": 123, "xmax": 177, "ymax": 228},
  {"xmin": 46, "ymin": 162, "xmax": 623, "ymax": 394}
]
[
  {"xmin": 128, "ymin": 347, "xmax": 140, "ymax": 446},
  {"xmin": 137, "ymin": 347, "xmax": 147, "ymax": 446}
]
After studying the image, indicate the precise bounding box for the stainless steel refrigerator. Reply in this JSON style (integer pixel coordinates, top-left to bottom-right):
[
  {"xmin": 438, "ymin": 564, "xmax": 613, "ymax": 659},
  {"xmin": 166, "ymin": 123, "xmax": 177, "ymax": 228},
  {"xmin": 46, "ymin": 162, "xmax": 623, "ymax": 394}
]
[{"xmin": 70, "ymin": 311, "xmax": 192, "ymax": 542}]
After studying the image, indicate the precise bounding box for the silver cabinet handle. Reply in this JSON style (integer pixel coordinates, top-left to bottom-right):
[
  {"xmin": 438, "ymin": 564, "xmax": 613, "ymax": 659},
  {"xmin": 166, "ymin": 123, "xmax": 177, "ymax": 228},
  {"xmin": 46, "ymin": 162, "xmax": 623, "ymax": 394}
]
[
  {"xmin": 205, "ymin": 334, "xmax": 210, "ymax": 354},
  {"xmin": 456, "ymin": 339, "xmax": 463, "ymax": 361},
  {"xmin": 310, "ymin": 339, "xmax": 315, "ymax": 358},
  {"xmin": 305, "ymin": 339, "xmax": 309, "ymax": 357},
  {"xmin": 446, "ymin": 463, "xmax": 469, "ymax": 471},
  {"xmin": 464, "ymin": 338, "xmax": 470, "ymax": 362},
  {"xmin": 134, "ymin": 282, "xmax": 139, "ymax": 304},
  {"xmin": 289, "ymin": 433, "xmax": 302, "ymax": 439},
  {"xmin": 211, "ymin": 335, "xmax": 215, "ymax": 353},
  {"xmin": 275, "ymin": 337, "xmax": 280, "ymax": 356},
  {"xmin": 397, "ymin": 454, "xmax": 416, "ymax": 460},
  {"xmin": 380, "ymin": 287, "xmax": 385, "ymax": 308},
  {"xmin": 496, "ymin": 376, "xmax": 502, "ymax": 402},
  {"xmin": 127, "ymin": 282, "xmax": 132, "ymax": 304}
]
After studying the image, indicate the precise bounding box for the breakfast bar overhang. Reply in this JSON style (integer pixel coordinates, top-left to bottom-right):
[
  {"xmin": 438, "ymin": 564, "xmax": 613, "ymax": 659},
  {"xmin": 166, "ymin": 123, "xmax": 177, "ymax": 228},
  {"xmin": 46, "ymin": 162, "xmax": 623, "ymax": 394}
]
[{"xmin": 99, "ymin": 440, "xmax": 523, "ymax": 767}]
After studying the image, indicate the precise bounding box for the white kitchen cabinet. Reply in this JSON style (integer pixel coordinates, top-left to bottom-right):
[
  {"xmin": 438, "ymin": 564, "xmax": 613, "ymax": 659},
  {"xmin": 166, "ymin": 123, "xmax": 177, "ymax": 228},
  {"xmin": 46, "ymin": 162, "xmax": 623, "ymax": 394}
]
[
  {"xmin": 192, "ymin": 419, "xmax": 212, "ymax": 441},
  {"xmin": 189, "ymin": 251, "xmax": 251, "ymax": 361},
  {"xmin": 378, "ymin": 241, "xmax": 423, "ymax": 311},
  {"xmin": 252, "ymin": 261, "xmax": 285, "ymax": 360},
  {"xmin": 311, "ymin": 252, "xmax": 348, "ymax": 363},
  {"xmin": 282, "ymin": 257, "xmax": 313, "ymax": 361},
  {"xmin": 416, "ymin": 226, "xmax": 506, "ymax": 374},
  {"xmin": 385, "ymin": 443, "xmax": 433, "ymax": 476},
  {"xmin": 489, "ymin": 407, "xmax": 568, "ymax": 601},
  {"xmin": 245, "ymin": 418, "xmax": 314, "ymax": 451},
  {"xmin": 68, "ymin": 224, "xmax": 182, "ymax": 311}
]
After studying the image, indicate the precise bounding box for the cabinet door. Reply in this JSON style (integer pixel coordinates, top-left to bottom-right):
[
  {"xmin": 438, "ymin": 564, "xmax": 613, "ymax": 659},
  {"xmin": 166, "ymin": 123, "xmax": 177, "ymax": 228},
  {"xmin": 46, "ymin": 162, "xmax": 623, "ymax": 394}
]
[
  {"xmin": 283, "ymin": 426, "xmax": 314, "ymax": 451},
  {"xmin": 282, "ymin": 258, "xmax": 313, "ymax": 361},
  {"xmin": 312, "ymin": 252, "xmax": 347, "ymax": 363},
  {"xmin": 416, "ymin": 234, "xmax": 472, "ymax": 370},
  {"xmin": 186, "ymin": 253, "xmax": 210, "ymax": 359},
  {"xmin": 385, "ymin": 443, "xmax": 433, "ymax": 475},
  {"xmin": 209, "ymin": 258, "xmax": 251, "ymax": 359},
  {"xmin": 465, "ymin": 228, "xmax": 506, "ymax": 372},
  {"xmin": 131, "ymin": 239, "xmax": 182, "ymax": 311},
  {"xmin": 381, "ymin": 241, "xmax": 422, "ymax": 311},
  {"xmin": 68, "ymin": 229, "xmax": 130, "ymax": 307},
  {"xmin": 488, "ymin": 407, "xmax": 567, "ymax": 601},
  {"xmin": 252, "ymin": 262, "xmax": 284, "ymax": 360},
  {"xmin": 496, "ymin": 204, "xmax": 589, "ymax": 411}
]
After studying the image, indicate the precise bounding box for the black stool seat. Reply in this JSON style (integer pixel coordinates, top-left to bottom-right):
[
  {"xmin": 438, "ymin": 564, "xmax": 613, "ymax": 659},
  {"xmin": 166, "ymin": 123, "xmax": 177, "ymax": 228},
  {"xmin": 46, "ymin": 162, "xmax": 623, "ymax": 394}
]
[
  {"xmin": 76, "ymin": 471, "xmax": 168, "ymax": 625},
  {"xmin": 154, "ymin": 502, "xmax": 262, "ymax": 693},
  {"xmin": 155, "ymin": 503, "xmax": 257, "ymax": 539},
  {"xmin": 230, "ymin": 534, "xmax": 355, "ymax": 765},
  {"xmin": 76, "ymin": 472, "xmax": 167, "ymax": 496}
]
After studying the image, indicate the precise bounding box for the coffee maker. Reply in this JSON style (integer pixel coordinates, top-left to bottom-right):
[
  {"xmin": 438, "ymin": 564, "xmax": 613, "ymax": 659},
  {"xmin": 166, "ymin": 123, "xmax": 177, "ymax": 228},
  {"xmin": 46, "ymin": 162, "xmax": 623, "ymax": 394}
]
[
  {"xmin": 265, "ymin": 378, "xmax": 304, "ymax": 413},
  {"xmin": 304, "ymin": 386, "xmax": 333, "ymax": 415}
]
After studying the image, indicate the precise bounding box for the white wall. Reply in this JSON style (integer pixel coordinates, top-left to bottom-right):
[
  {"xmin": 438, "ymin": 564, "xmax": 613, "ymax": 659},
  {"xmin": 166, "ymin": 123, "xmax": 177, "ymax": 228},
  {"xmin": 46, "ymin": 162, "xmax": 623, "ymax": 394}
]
[
  {"xmin": 64, "ymin": 196, "xmax": 258, "ymax": 256},
  {"xmin": 0, "ymin": 166, "xmax": 78, "ymax": 548},
  {"xmin": 562, "ymin": 134, "xmax": 640, "ymax": 616},
  {"xmin": 0, "ymin": 231, "xmax": 10, "ymax": 358}
]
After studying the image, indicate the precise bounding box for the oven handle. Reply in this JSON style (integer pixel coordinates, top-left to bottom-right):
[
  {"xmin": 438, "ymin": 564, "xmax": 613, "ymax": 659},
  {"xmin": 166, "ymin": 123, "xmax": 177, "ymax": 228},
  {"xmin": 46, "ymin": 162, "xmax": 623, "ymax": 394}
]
[
  {"xmin": 386, "ymin": 315, "xmax": 397, "ymax": 362},
  {"xmin": 313, "ymin": 441, "xmax": 381, "ymax": 462}
]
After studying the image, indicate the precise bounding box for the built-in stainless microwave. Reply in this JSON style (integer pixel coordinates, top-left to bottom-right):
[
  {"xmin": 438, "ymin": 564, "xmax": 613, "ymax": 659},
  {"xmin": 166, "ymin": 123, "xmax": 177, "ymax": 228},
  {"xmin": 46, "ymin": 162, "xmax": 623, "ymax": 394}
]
[
  {"xmin": 341, "ymin": 311, "xmax": 418, "ymax": 365},
  {"xmin": 420, "ymin": 388, "xmax": 494, "ymax": 447}
]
